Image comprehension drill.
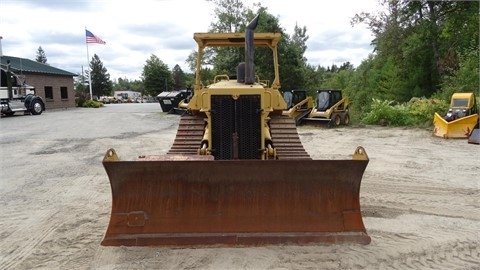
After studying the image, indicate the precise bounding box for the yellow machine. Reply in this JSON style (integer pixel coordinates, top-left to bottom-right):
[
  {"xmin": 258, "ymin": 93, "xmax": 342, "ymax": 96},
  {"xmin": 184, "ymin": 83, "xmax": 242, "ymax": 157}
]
[
  {"xmin": 282, "ymin": 89, "xmax": 314, "ymax": 125},
  {"xmin": 433, "ymin": 92, "xmax": 479, "ymax": 139},
  {"xmin": 283, "ymin": 89, "xmax": 350, "ymax": 127},
  {"xmin": 101, "ymin": 15, "xmax": 370, "ymax": 247}
]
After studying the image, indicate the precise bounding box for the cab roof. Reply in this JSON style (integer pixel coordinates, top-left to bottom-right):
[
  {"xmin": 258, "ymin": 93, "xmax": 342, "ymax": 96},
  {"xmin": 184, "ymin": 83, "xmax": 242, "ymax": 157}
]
[{"xmin": 193, "ymin": 32, "xmax": 281, "ymax": 48}]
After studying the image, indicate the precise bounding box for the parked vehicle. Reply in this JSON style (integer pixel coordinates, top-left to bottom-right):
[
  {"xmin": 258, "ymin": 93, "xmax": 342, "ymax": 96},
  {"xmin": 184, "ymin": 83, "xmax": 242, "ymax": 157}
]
[
  {"xmin": 282, "ymin": 89, "xmax": 350, "ymax": 127},
  {"xmin": 433, "ymin": 92, "xmax": 479, "ymax": 139},
  {"xmin": 1, "ymin": 64, "xmax": 44, "ymax": 116}
]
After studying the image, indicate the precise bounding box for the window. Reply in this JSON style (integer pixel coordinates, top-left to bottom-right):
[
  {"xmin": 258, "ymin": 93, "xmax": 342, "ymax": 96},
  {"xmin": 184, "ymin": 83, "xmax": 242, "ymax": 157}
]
[
  {"xmin": 45, "ymin": 86, "xmax": 53, "ymax": 99},
  {"xmin": 452, "ymin": 99, "xmax": 468, "ymax": 107},
  {"xmin": 61, "ymin": 87, "xmax": 68, "ymax": 99}
]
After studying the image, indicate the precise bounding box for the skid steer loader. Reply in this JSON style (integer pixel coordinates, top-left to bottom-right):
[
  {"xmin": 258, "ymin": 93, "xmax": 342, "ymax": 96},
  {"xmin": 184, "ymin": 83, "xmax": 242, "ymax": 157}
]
[
  {"xmin": 282, "ymin": 89, "xmax": 350, "ymax": 127},
  {"xmin": 101, "ymin": 15, "xmax": 371, "ymax": 247},
  {"xmin": 433, "ymin": 92, "xmax": 479, "ymax": 139},
  {"xmin": 282, "ymin": 89, "xmax": 314, "ymax": 125}
]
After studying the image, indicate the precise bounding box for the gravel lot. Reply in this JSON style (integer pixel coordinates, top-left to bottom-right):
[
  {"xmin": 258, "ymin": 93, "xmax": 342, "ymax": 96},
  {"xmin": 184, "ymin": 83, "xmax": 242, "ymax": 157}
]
[{"xmin": 1, "ymin": 103, "xmax": 478, "ymax": 270}]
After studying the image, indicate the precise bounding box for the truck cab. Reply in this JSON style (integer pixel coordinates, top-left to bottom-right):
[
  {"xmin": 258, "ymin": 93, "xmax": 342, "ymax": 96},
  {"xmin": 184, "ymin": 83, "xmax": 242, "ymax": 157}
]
[{"xmin": 1, "ymin": 67, "xmax": 45, "ymax": 116}]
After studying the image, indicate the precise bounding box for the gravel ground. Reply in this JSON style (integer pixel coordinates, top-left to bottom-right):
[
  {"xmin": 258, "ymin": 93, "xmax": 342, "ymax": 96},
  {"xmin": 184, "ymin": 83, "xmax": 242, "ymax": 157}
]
[{"xmin": 1, "ymin": 103, "xmax": 478, "ymax": 270}]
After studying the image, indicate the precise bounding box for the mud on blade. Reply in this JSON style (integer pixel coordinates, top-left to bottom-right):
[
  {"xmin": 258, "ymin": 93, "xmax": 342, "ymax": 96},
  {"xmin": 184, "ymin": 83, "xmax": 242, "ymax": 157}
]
[{"xmin": 101, "ymin": 148, "xmax": 370, "ymax": 247}]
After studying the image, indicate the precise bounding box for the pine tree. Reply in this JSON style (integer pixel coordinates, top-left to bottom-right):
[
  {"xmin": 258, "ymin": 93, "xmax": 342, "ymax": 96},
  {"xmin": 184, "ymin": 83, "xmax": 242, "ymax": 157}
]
[
  {"xmin": 35, "ymin": 46, "xmax": 48, "ymax": 64},
  {"xmin": 89, "ymin": 54, "xmax": 113, "ymax": 97}
]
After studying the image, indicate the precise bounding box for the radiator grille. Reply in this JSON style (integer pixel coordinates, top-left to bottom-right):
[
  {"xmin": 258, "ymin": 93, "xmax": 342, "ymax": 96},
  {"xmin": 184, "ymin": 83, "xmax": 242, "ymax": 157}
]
[{"xmin": 211, "ymin": 95, "xmax": 261, "ymax": 160}]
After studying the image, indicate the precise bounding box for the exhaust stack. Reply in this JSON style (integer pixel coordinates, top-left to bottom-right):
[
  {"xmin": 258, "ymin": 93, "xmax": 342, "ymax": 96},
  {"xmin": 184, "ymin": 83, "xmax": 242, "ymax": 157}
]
[{"xmin": 244, "ymin": 15, "xmax": 259, "ymax": 85}]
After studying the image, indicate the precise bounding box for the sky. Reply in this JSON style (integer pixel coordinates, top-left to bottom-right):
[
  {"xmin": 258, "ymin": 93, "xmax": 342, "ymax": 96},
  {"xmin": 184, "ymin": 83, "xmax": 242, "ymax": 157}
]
[{"xmin": 0, "ymin": 0, "xmax": 381, "ymax": 81}]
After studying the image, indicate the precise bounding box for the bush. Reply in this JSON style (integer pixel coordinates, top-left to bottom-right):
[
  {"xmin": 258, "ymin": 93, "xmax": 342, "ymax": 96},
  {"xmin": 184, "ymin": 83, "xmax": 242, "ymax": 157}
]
[
  {"xmin": 361, "ymin": 97, "xmax": 449, "ymax": 127},
  {"xmin": 362, "ymin": 99, "xmax": 414, "ymax": 126},
  {"xmin": 82, "ymin": 99, "xmax": 104, "ymax": 108},
  {"xmin": 406, "ymin": 97, "xmax": 449, "ymax": 127},
  {"xmin": 76, "ymin": 97, "xmax": 86, "ymax": 107}
]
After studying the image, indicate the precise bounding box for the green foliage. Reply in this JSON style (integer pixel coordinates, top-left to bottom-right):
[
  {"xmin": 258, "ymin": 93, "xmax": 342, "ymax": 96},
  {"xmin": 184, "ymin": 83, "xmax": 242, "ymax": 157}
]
[
  {"xmin": 75, "ymin": 96, "xmax": 86, "ymax": 107},
  {"xmin": 90, "ymin": 54, "xmax": 113, "ymax": 97},
  {"xmin": 362, "ymin": 99, "xmax": 413, "ymax": 126},
  {"xmin": 35, "ymin": 46, "xmax": 48, "ymax": 64},
  {"xmin": 321, "ymin": 69, "xmax": 354, "ymax": 90},
  {"xmin": 207, "ymin": 0, "xmax": 248, "ymax": 32},
  {"xmin": 80, "ymin": 99, "xmax": 104, "ymax": 108},
  {"xmin": 185, "ymin": 1, "xmax": 309, "ymax": 92},
  {"xmin": 439, "ymin": 49, "xmax": 479, "ymax": 102},
  {"xmin": 172, "ymin": 64, "xmax": 187, "ymax": 90},
  {"xmin": 74, "ymin": 77, "xmax": 88, "ymax": 96},
  {"xmin": 113, "ymin": 77, "xmax": 144, "ymax": 94},
  {"xmin": 350, "ymin": 0, "xmax": 478, "ymax": 106},
  {"xmin": 142, "ymin": 54, "xmax": 173, "ymax": 96},
  {"xmin": 278, "ymin": 23, "xmax": 309, "ymax": 91},
  {"xmin": 362, "ymin": 97, "xmax": 449, "ymax": 127},
  {"xmin": 406, "ymin": 97, "xmax": 449, "ymax": 127}
]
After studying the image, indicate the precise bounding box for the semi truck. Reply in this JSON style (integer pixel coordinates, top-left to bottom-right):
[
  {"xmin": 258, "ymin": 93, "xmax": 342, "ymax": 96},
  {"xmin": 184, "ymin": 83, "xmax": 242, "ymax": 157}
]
[{"xmin": 1, "ymin": 64, "xmax": 45, "ymax": 116}]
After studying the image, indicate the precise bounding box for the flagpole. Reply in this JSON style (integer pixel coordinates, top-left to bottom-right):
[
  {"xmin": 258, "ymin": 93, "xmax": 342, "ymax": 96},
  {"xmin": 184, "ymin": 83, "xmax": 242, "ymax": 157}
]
[{"xmin": 85, "ymin": 27, "xmax": 93, "ymax": 100}]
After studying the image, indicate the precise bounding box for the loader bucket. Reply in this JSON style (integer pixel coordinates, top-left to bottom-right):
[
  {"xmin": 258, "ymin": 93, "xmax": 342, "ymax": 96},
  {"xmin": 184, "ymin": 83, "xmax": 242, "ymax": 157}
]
[
  {"xmin": 468, "ymin": 121, "xmax": 480, "ymax": 144},
  {"xmin": 468, "ymin": 128, "xmax": 480, "ymax": 144},
  {"xmin": 433, "ymin": 112, "xmax": 479, "ymax": 139},
  {"xmin": 101, "ymin": 148, "xmax": 370, "ymax": 247}
]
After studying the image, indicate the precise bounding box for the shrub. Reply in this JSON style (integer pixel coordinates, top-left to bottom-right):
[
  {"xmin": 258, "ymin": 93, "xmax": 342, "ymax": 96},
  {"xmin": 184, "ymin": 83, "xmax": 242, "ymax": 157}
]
[
  {"xmin": 361, "ymin": 97, "xmax": 449, "ymax": 127},
  {"xmin": 406, "ymin": 97, "xmax": 449, "ymax": 127},
  {"xmin": 362, "ymin": 99, "xmax": 414, "ymax": 126},
  {"xmin": 82, "ymin": 99, "xmax": 104, "ymax": 108},
  {"xmin": 76, "ymin": 97, "xmax": 86, "ymax": 107}
]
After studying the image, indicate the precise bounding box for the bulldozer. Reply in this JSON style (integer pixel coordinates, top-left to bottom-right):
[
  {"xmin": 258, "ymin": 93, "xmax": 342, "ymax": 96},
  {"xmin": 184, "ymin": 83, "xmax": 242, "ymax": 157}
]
[
  {"xmin": 433, "ymin": 92, "xmax": 479, "ymax": 139},
  {"xmin": 101, "ymin": 15, "xmax": 370, "ymax": 247},
  {"xmin": 283, "ymin": 89, "xmax": 350, "ymax": 127}
]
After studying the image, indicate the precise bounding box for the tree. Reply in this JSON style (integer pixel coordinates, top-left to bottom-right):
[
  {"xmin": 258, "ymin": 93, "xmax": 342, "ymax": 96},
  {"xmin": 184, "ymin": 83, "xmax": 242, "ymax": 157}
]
[
  {"xmin": 352, "ymin": 0, "xmax": 479, "ymax": 102},
  {"xmin": 187, "ymin": 1, "xmax": 309, "ymax": 92},
  {"xmin": 35, "ymin": 46, "xmax": 47, "ymax": 64},
  {"xmin": 89, "ymin": 54, "xmax": 113, "ymax": 97},
  {"xmin": 278, "ymin": 23, "xmax": 309, "ymax": 91},
  {"xmin": 113, "ymin": 77, "xmax": 144, "ymax": 93},
  {"xmin": 74, "ymin": 73, "xmax": 89, "ymax": 94},
  {"xmin": 172, "ymin": 65, "xmax": 186, "ymax": 90},
  {"xmin": 113, "ymin": 77, "xmax": 130, "ymax": 92},
  {"xmin": 207, "ymin": 0, "xmax": 248, "ymax": 32},
  {"xmin": 142, "ymin": 54, "xmax": 173, "ymax": 97}
]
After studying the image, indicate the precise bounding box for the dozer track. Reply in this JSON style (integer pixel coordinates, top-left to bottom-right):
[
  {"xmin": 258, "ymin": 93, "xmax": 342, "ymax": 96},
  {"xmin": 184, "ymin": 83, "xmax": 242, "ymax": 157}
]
[
  {"xmin": 167, "ymin": 114, "xmax": 311, "ymax": 159},
  {"xmin": 167, "ymin": 115, "xmax": 311, "ymax": 159},
  {"xmin": 167, "ymin": 115, "xmax": 205, "ymax": 155},
  {"xmin": 269, "ymin": 115, "xmax": 311, "ymax": 160}
]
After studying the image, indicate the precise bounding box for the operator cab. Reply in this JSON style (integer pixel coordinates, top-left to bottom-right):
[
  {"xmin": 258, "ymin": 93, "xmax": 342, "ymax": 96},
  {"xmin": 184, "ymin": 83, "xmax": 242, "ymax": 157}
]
[{"xmin": 317, "ymin": 89, "xmax": 343, "ymax": 111}]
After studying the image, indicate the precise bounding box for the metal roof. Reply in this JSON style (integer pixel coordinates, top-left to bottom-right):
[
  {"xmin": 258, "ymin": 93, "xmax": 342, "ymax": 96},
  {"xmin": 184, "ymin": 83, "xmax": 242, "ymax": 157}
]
[{"xmin": 0, "ymin": 55, "xmax": 76, "ymax": 77}]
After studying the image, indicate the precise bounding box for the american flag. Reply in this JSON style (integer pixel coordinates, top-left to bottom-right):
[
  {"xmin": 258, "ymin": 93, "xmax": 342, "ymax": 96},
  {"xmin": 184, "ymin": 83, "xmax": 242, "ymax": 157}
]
[{"xmin": 86, "ymin": 30, "xmax": 106, "ymax": 44}]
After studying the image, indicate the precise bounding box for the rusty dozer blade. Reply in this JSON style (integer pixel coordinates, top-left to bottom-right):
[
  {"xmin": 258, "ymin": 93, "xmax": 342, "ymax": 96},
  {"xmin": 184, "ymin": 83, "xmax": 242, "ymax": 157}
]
[{"xmin": 101, "ymin": 148, "xmax": 370, "ymax": 247}]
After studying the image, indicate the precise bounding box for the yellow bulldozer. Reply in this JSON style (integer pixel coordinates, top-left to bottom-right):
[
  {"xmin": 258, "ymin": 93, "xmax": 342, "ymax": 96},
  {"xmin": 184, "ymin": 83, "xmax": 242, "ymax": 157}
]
[
  {"xmin": 283, "ymin": 89, "xmax": 350, "ymax": 127},
  {"xmin": 433, "ymin": 92, "xmax": 479, "ymax": 139},
  {"xmin": 101, "ymin": 15, "xmax": 370, "ymax": 247}
]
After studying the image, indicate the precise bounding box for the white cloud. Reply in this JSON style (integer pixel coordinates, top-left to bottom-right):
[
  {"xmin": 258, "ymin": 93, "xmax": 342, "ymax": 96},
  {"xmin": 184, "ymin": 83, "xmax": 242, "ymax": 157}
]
[{"xmin": 0, "ymin": 0, "xmax": 380, "ymax": 80}]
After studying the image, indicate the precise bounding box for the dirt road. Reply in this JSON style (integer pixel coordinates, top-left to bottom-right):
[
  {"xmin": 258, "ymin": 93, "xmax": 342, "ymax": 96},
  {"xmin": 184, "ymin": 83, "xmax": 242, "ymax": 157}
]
[{"xmin": 1, "ymin": 103, "xmax": 478, "ymax": 269}]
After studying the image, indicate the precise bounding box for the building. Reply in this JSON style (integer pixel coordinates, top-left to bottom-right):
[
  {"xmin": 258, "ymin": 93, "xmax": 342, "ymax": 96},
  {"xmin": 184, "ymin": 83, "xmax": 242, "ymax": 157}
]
[{"xmin": 0, "ymin": 55, "xmax": 77, "ymax": 110}]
